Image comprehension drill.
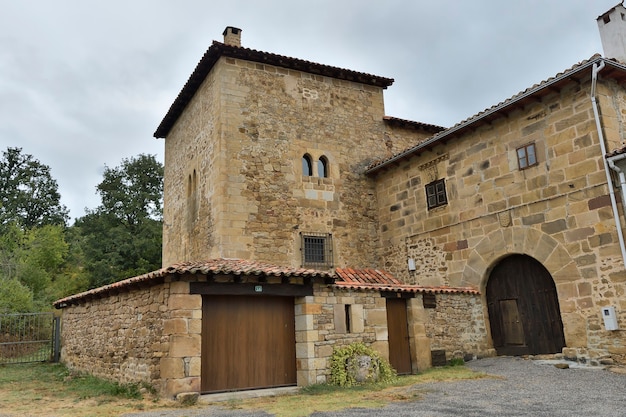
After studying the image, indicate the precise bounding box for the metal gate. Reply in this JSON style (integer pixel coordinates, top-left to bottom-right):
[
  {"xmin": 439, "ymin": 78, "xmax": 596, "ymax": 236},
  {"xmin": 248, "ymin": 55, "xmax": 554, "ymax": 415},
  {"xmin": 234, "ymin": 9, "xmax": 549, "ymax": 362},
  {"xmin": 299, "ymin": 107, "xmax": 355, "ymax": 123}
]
[{"xmin": 0, "ymin": 313, "xmax": 60, "ymax": 364}]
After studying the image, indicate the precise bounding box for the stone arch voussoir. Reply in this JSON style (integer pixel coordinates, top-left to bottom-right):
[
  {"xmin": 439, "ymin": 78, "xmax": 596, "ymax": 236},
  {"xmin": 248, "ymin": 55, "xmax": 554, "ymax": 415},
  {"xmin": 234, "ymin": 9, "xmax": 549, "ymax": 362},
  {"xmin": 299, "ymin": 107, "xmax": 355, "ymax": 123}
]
[{"xmin": 461, "ymin": 227, "xmax": 581, "ymax": 292}]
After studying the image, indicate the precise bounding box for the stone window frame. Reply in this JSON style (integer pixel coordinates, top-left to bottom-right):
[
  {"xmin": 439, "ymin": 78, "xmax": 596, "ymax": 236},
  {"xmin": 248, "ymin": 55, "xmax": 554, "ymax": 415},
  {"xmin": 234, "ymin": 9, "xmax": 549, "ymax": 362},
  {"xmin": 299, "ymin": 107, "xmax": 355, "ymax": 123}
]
[
  {"xmin": 300, "ymin": 232, "xmax": 333, "ymax": 268},
  {"xmin": 302, "ymin": 154, "xmax": 313, "ymax": 176},
  {"xmin": 516, "ymin": 142, "xmax": 537, "ymax": 170},
  {"xmin": 425, "ymin": 178, "xmax": 447, "ymax": 210},
  {"xmin": 186, "ymin": 169, "xmax": 198, "ymax": 229},
  {"xmin": 317, "ymin": 155, "xmax": 329, "ymax": 178}
]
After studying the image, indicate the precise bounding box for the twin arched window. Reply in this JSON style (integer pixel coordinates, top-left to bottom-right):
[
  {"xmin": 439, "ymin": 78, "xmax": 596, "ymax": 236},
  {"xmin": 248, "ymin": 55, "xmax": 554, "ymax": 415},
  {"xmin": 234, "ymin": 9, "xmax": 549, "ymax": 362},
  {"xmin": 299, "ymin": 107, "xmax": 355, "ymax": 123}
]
[
  {"xmin": 302, "ymin": 154, "xmax": 329, "ymax": 178},
  {"xmin": 302, "ymin": 154, "xmax": 313, "ymax": 176}
]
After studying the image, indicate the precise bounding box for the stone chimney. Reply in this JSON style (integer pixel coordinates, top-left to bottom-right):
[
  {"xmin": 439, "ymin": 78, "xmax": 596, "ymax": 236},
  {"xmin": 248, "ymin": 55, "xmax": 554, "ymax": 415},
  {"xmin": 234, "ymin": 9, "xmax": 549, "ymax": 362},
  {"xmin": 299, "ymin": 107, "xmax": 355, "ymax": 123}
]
[
  {"xmin": 223, "ymin": 26, "xmax": 242, "ymax": 47},
  {"xmin": 598, "ymin": 2, "xmax": 626, "ymax": 62}
]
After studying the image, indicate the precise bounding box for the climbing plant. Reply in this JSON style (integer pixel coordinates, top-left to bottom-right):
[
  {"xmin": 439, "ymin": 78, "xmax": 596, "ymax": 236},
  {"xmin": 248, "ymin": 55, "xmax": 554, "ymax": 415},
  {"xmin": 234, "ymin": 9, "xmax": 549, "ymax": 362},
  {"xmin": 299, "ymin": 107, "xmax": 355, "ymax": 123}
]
[{"xmin": 328, "ymin": 342, "xmax": 396, "ymax": 387}]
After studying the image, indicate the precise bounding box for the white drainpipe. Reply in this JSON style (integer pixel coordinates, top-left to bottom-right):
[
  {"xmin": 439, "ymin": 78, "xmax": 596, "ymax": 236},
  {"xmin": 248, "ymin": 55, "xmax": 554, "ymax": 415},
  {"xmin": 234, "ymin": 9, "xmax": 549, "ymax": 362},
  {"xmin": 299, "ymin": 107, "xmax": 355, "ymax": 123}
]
[{"xmin": 591, "ymin": 61, "xmax": 626, "ymax": 268}]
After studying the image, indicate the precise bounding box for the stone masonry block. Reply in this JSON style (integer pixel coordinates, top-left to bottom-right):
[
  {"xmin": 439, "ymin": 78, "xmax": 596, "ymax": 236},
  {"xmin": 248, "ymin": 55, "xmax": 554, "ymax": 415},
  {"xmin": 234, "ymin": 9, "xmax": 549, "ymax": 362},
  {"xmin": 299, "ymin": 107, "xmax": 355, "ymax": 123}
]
[
  {"xmin": 165, "ymin": 377, "xmax": 200, "ymax": 399},
  {"xmin": 300, "ymin": 303, "xmax": 322, "ymax": 315},
  {"xmin": 169, "ymin": 281, "xmax": 190, "ymax": 294},
  {"xmin": 169, "ymin": 335, "xmax": 201, "ymax": 358},
  {"xmin": 297, "ymin": 369, "xmax": 317, "ymax": 386},
  {"xmin": 365, "ymin": 309, "xmax": 387, "ymax": 326},
  {"xmin": 333, "ymin": 305, "xmax": 346, "ymax": 333},
  {"xmin": 351, "ymin": 304, "xmax": 364, "ymax": 333},
  {"xmin": 296, "ymin": 342, "xmax": 315, "ymax": 359},
  {"xmin": 188, "ymin": 319, "xmax": 202, "ymax": 334},
  {"xmin": 533, "ymin": 234, "xmax": 558, "ymax": 263},
  {"xmin": 295, "ymin": 330, "xmax": 320, "ymax": 343},
  {"xmin": 163, "ymin": 318, "xmax": 188, "ymax": 335},
  {"xmin": 295, "ymin": 314, "xmax": 313, "ymax": 331},
  {"xmin": 160, "ymin": 357, "xmax": 184, "ymax": 379},
  {"xmin": 189, "ymin": 357, "xmax": 201, "ymax": 377},
  {"xmin": 168, "ymin": 294, "xmax": 201, "ymax": 310},
  {"xmin": 375, "ymin": 327, "xmax": 388, "ymax": 341}
]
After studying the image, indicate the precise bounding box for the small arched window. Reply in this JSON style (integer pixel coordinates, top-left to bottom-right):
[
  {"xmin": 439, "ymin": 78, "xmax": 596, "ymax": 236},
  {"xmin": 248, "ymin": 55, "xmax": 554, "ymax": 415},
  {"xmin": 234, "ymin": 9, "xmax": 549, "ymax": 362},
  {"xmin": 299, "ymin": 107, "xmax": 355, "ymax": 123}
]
[
  {"xmin": 302, "ymin": 154, "xmax": 312, "ymax": 176},
  {"xmin": 317, "ymin": 156, "xmax": 329, "ymax": 178}
]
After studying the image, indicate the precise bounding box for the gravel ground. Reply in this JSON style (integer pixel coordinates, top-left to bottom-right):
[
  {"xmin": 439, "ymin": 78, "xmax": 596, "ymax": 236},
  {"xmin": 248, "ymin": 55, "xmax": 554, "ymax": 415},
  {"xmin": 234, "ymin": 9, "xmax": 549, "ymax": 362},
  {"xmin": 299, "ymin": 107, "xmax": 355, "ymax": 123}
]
[{"xmin": 122, "ymin": 356, "xmax": 626, "ymax": 417}]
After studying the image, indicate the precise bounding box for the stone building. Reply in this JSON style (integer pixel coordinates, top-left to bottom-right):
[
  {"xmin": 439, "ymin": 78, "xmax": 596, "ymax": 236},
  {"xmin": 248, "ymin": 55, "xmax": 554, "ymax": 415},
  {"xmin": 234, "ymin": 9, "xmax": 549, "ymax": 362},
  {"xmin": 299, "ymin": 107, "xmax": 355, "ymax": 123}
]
[{"xmin": 56, "ymin": 4, "xmax": 626, "ymax": 399}]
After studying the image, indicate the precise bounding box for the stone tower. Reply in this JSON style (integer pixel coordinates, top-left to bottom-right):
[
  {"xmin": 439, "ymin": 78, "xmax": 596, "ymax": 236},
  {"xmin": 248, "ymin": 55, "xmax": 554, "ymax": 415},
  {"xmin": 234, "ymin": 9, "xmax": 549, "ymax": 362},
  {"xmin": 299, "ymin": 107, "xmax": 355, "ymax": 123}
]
[{"xmin": 154, "ymin": 27, "xmax": 440, "ymax": 268}]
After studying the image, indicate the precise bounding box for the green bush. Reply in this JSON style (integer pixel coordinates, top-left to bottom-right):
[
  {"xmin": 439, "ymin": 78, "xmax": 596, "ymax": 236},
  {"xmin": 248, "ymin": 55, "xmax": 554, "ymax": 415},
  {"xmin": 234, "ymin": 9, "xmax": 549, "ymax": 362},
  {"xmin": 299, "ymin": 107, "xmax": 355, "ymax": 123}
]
[
  {"xmin": 329, "ymin": 342, "xmax": 396, "ymax": 387},
  {"xmin": 0, "ymin": 278, "xmax": 34, "ymax": 314}
]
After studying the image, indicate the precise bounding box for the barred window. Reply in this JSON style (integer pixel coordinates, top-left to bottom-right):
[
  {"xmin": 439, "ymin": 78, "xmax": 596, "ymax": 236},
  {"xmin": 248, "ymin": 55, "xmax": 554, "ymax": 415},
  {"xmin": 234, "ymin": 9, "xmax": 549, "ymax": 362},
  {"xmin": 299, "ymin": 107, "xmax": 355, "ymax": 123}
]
[
  {"xmin": 301, "ymin": 232, "xmax": 333, "ymax": 268},
  {"xmin": 425, "ymin": 178, "xmax": 447, "ymax": 209}
]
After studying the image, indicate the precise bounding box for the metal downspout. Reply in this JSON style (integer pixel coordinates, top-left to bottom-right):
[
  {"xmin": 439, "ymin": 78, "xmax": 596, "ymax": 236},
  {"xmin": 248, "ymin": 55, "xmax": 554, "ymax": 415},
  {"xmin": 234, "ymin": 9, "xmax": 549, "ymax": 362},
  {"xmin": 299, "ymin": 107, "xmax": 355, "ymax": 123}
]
[{"xmin": 591, "ymin": 61, "xmax": 626, "ymax": 267}]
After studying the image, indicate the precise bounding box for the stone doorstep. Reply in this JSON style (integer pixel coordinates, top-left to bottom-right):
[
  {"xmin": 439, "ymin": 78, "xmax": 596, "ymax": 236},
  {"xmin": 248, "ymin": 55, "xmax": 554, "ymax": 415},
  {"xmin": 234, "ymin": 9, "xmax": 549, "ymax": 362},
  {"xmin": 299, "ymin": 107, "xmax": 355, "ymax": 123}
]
[{"xmin": 199, "ymin": 386, "xmax": 300, "ymax": 403}]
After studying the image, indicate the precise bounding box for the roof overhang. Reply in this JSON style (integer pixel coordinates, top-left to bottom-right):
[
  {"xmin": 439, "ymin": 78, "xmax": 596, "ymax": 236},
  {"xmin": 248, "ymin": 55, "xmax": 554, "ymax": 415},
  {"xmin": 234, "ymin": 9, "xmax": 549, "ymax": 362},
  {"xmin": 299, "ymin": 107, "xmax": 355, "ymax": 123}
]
[
  {"xmin": 154, "ymin": 41, "xmax": 395, "ymax": 138},
  {"xmin": 367, "ymin": 56, "xmax": 626, "ymax": 175}
]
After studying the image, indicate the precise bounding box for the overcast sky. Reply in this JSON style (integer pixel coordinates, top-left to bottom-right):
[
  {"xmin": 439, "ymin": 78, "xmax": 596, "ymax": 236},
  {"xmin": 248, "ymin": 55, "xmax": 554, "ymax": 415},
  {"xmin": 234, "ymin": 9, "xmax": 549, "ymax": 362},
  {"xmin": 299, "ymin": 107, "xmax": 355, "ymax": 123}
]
[{"xmin": 0, "ymin": 0, "xmax": 620, "ymax": 221}]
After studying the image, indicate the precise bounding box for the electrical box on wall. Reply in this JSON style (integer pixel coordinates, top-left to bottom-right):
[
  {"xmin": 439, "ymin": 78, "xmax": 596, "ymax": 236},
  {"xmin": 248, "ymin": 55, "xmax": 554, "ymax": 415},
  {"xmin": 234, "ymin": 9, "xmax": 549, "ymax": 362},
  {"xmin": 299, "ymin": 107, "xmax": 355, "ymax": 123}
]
[
  {"xmin": 408, "ymin": 258, "xmax": 416, "ymax": 271},
  {"xmin": 602, "ymin": 307, "xmax": 619, "ymax": 331}
]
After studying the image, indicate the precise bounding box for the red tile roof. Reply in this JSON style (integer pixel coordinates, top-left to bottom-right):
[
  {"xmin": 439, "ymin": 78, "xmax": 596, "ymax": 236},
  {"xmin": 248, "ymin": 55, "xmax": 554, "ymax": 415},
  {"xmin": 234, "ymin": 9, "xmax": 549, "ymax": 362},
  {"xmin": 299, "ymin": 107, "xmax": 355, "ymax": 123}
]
[
  {"xmin": 154, "ymin": 41, "xmax": 396, "ymax": 138},
  {"xmin": 54, "ymin": 262, "xmax": 478, "ymax": 308},
  {"xmin": 335, "ymin": 268, "xmax": 479, "ymax": 295},
  {"xmin": 367, "ymin": 55, "xmax": 626, "ymax": 174},
  {"xmin": 54, "ymin": 259, "xmax": 333, "ymax": 308}
]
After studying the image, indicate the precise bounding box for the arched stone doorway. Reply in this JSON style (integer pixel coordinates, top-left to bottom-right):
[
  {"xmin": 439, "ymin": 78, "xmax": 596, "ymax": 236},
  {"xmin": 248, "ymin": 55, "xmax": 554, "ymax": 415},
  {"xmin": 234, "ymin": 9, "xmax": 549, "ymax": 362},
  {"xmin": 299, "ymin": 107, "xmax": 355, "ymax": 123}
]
[{"xmin": 486, "ymin": 254, "xmax": 566, "ymax": 356}]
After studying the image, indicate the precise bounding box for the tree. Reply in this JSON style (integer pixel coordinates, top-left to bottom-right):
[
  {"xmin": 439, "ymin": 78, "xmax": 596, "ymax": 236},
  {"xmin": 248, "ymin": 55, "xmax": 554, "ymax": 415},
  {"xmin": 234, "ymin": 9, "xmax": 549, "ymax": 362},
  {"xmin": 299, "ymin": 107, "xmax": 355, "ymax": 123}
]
[
  {"xmin": 0, "ymin": 147, "xmax": 69, "ymax": 228},
  {"xmin": 97, "ymin": 154, "xmax": 163, "ymax": 224},
  {"xmin": 75, "ymin": 154, "xmax": 163, "ymax": 289}
]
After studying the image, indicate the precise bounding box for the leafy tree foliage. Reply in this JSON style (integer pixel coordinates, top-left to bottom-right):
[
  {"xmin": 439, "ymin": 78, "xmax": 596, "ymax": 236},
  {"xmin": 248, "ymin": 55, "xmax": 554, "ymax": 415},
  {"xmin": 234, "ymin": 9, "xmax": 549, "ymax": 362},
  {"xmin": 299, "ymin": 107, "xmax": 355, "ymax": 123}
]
[
  {"xmin": 76, "ymin": 154, "xmax": 163, "ymax": 289},
  {"xmin": 0, "ymin": 278, "xmax": 34, "ymax": 314},
  {"xmin": 96, "ymin": 153, "xmax": 163, "ymax": 223},
  {"xmin": 0, "ymin": 222, "xmax": 83, "ymax": 312},
  {"xmin": 0, "ymin": 147, "xmax": 69, "ymax": 228}
]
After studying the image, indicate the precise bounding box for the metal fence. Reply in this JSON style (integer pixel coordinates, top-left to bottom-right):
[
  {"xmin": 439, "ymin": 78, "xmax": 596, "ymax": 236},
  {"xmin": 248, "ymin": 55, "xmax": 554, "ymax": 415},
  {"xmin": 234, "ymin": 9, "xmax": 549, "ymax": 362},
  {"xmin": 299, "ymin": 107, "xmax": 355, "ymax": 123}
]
[{"xmin": 0, "ymin": 312, "xmax": 60, "ymax": 364}]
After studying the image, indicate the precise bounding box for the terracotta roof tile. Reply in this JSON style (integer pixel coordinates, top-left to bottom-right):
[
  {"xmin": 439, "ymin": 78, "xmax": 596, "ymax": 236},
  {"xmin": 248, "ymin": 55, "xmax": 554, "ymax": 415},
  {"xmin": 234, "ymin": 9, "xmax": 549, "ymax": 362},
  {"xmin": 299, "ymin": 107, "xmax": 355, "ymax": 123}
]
[
  {"xmin": 334, "ymin": 268, "xmax": 479, "ymax": 295},
  {"xmin": 54, "ymin": 259, "xmax": 333, "ymax": 308}
]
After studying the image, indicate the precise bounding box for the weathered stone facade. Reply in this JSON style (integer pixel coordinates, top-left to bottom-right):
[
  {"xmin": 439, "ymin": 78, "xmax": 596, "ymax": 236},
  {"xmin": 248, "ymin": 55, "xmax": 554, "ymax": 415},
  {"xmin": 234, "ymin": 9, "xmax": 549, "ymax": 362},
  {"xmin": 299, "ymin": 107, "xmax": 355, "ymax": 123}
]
[
  {"xmin": 57, "ymin": 20, "xmax": 626, "ymax": 400},
  {"xmin": 161, "ymin": 53, "xmax": 435, "ymax": 269},
  {"xmin": 371, "ymin": 73, "xmax": 626, "ymax": 363},
  {"xmin": 60, "ymin": 278, "xmax": 202, "ymax": 395}
]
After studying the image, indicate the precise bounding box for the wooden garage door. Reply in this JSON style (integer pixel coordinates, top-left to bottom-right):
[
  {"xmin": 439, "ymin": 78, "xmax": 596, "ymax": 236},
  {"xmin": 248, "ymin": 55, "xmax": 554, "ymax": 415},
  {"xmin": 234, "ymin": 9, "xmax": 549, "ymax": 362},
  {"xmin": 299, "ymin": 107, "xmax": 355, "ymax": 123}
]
[
  {"xmin": 486, "ymin": 254, "xmax": 565, "ymax": 356},
  {"xmin": 201, "ymin": 295, "xmax": 296, "ymax": 393}
]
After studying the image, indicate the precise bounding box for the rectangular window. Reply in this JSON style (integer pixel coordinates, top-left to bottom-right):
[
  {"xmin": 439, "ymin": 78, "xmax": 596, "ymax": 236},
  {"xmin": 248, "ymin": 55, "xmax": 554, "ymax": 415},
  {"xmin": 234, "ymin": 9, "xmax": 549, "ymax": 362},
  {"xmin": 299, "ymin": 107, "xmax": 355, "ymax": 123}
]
[
  {"xmin": 301, "ymin": 232, "xmax": 333, "ymax": 268},
  {"xmin": 345, "ymin": 304, "xmax": 351, "ymax": 333},
  {"xmin": 423, "ymin": 293, "xmax": 437, "ymax": 309},
  {"xmin": 516, "ymin": 143, "xmax": 537, "ymax": 170},
  {"xmin": 425, "ymin": 178, "xmax": 447, "ymax": 209}
]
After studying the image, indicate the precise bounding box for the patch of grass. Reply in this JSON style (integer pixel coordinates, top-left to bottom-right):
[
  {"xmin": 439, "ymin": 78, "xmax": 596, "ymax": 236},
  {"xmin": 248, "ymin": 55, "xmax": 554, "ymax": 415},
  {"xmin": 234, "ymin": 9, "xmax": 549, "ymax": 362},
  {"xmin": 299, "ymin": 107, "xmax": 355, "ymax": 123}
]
[
  {"xmin": 0, "ymin": 362, "xmax": 490, "ymax": 417},
  {"xmin": 0, "ymin": 363, "xmax": 173, "ymax": 417},
  {"xmin": 229, "ymin": 365, "xmax": 490, "ymax": 417}
]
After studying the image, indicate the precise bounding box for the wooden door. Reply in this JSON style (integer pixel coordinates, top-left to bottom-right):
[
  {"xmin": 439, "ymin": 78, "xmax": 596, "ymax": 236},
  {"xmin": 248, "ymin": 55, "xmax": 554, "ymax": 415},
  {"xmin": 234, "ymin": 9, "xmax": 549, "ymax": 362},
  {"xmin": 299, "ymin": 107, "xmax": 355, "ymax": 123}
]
[
  {"xmin": 487, "ymin": 254, "xmax": 565, "ymax": 356},
  {"xmin": 201, "ymin": 295, "xmax": 296, "ymax": 393},
  {"xmin": 386, "ymin": 298, "xmax": 412, "ymax": 374}
]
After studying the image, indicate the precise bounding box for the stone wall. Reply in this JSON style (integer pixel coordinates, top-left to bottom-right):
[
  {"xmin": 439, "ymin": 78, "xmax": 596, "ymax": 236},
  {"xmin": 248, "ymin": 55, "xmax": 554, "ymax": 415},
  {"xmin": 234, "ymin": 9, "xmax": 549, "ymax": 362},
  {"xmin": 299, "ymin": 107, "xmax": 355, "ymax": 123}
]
[
  {"xmin": 373, "ymin": 76, "xmax": 626, "ymax": 362},
  {"xmin": 162, "ymin": 55, "xmax": 432, "ymax": 269},
  {"xmin": 423, "ymin": 293, "xmax": 491, "ymax": 360},
  {"xmin": 60, "ymin": 278, "xmax": 202, "ymax": 398},
  {"xmin": 295, "ymin": 284, "xmax": 387, "ymax": 384},
  {"xmin": 295, "ymin": 284, "xmax": 490, "ymax": 383}
]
